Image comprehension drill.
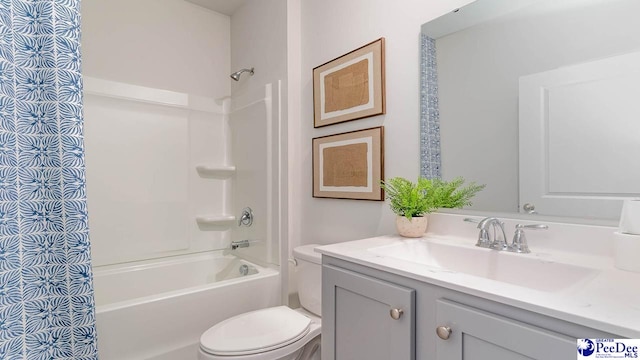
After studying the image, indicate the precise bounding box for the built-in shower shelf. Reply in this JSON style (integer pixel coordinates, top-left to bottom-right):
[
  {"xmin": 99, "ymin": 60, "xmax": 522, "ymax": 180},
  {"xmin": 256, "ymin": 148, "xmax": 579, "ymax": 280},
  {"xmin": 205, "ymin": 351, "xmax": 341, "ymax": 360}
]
[
  {"xmin": 196, "ymin": 215, "xmax": 236, "ymax": 226},
  {"xmin": 196, "ymin": 165, "xmax": 236, "ymax": 179}
]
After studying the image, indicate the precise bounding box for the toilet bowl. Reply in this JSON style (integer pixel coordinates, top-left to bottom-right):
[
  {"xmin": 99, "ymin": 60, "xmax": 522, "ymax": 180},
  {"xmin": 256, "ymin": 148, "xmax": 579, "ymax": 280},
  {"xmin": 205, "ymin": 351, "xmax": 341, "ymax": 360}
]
[{"xmin": 198, "ymin": 244, "xmax": 322, "ymax": 360}]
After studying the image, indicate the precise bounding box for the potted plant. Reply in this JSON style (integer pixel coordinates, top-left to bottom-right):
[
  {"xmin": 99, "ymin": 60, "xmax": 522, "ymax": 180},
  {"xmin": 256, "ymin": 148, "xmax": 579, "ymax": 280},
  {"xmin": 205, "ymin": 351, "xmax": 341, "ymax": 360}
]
[{"xmin": 380, "ymin": 177, "xmax": 485, "ymax": 237}]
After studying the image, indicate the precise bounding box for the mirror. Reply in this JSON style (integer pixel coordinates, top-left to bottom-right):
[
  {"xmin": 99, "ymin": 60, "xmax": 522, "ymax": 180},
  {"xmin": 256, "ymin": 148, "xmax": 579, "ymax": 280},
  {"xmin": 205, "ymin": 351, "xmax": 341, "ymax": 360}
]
[{"xmin": 420, "ymin": 0, "xmax": 640, "ymax": 221}]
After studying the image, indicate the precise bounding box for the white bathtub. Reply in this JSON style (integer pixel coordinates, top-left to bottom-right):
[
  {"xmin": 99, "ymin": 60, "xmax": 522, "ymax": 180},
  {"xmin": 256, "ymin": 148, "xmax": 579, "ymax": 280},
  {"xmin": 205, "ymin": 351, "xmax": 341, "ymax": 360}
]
[{"xmin": 93, "ymin": 252, "xmax": 280, "ymax": 360}]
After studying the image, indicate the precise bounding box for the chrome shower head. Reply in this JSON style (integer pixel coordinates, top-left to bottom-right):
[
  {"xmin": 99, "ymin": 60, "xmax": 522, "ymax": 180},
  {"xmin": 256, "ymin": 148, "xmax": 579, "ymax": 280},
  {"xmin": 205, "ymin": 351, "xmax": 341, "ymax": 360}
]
[{"xmin": 230, "ymin": 67, "xmax": 254, "ymax": 81}]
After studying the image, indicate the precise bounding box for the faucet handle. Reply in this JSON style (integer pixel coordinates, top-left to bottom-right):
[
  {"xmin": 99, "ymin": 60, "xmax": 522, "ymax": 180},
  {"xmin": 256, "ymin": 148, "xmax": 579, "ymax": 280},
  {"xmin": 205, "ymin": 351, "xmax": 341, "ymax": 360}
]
[
  {"xmin": 238, "ymin": 207, "xmax": 254, "ymax": 227},
  {"xmin": 477, "ymin": 228, "xmax": 491, "ymax": 248},
  {"xmin": 464, "ymin": 218, "xmax": 491, "ymax": 247},
  {"xmin": 510, "ymin": 223, "xmax": 548, "ymax": 253},
  {"xmin": 517, "ymin": 224, "xmax": 548, "ymax": 230}
]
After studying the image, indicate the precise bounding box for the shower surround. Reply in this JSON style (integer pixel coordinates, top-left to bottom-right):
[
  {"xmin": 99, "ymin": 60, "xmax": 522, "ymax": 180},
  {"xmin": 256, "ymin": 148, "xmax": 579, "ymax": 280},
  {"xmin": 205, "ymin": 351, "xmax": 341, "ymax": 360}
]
[
  {"xmin": 80, "ymin": 1, "xmax": 289, "ymax": 358},
  {"xmin": 82, "ymin": 73, "xmax": 283, "ymax": 358}
]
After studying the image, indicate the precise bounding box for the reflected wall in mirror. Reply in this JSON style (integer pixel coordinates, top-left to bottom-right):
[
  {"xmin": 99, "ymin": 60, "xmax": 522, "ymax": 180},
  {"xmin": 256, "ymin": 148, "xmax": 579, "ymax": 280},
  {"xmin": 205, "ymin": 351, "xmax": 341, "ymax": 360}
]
[{"xmin": 420, "ymin": 0, "xmax": 640, "ymax": 220}]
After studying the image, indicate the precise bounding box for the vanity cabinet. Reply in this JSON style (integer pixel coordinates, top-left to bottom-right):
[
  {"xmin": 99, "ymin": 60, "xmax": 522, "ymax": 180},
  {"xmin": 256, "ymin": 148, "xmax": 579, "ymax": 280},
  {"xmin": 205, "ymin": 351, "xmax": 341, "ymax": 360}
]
[
  {"xmin": 322, "ymin": 265, "xmax": 415, "ymax": 360},
  {"xmin": 435, "ymin": 299, "xmax": 574, "ymax": 359},
  {"xmin": 322, "ymin": 256, "xmax": 619, "ymax": 360}
]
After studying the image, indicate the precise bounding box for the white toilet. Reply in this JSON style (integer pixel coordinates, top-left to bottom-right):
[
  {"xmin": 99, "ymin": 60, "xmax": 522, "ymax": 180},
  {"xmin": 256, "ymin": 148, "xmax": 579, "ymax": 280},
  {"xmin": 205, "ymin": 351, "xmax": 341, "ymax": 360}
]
[{"xmin": 198, "ymin": 244, "xmax": 322, "ymax": 360}]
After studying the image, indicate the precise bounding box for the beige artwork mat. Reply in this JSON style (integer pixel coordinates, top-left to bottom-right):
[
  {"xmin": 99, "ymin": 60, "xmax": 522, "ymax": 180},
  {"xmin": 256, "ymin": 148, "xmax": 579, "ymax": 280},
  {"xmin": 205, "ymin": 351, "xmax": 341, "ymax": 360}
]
[
  {"xmin": 313, "ymin": 38, "xmax": 385, "ymax": 127},
  {"xmin": 313, "ymin": 127, "xmax": 384, "ymax": 200}
]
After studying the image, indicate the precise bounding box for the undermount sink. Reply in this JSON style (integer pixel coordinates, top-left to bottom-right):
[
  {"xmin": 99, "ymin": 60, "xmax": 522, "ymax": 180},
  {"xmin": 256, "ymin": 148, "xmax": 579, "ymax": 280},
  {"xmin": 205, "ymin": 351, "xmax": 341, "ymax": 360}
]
[{"xmin": 368, "ymin": 239, "xmax": 598, "ymax": 292}]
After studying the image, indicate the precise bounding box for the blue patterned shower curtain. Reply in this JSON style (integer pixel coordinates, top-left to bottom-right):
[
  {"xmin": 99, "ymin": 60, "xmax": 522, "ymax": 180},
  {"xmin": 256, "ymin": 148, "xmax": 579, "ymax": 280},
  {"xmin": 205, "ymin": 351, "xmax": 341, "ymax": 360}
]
[{"xmin": 0, "ymin": 0, "xmax": 98, "ymax": 359}]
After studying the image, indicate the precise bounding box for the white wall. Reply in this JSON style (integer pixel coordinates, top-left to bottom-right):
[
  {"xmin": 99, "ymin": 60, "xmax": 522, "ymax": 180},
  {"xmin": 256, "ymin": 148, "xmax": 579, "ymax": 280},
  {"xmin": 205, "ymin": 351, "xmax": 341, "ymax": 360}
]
[
  {"xmin": 82, "ymin": 0, "xmax": 233, "ymax": 266},
  {"xmin": 231, "ymin": 0, "xmax": 288, "ymax": 97},
  {"xmin": 82, "ymin": 0, "xmax": 230, "ymax": 99},
  {"xmin": 294, "ymin": 0, "xmax": 473, "ymax": 246}
]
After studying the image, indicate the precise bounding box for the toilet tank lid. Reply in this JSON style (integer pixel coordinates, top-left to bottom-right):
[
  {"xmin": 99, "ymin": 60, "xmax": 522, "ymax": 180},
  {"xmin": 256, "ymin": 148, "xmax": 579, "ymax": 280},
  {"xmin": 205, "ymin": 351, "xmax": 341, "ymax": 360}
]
[{"xmin": 293, "ymin": 244, "xmax": 322, "ymax": 264}]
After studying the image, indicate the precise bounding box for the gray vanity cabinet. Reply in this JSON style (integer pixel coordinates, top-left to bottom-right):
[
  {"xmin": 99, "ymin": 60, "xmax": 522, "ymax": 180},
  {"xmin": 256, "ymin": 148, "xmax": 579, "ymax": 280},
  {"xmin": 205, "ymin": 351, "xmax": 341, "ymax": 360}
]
[
  {"xmin": 322, "ymin": 264, "xmax": 416, "ymax": 360},
  {"xmin": 322, "ymin": 255, "xmax": 620, "ymax": 360},
  {"xmin": 435, "ymin": 299, "xmax": 575, "ymax": 359}
]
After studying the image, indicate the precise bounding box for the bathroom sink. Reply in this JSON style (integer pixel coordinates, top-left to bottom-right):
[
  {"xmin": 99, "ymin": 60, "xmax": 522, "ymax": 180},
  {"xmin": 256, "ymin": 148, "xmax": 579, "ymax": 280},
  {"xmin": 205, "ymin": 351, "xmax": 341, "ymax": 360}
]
[{"xmin": 368, "ymin": 239, "xmax": 598, "ymax": 292}]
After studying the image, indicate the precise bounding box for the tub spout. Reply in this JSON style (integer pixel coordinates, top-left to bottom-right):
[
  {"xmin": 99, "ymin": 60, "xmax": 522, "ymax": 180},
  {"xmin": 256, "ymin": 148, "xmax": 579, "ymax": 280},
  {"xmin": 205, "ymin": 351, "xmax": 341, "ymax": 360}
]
[
  {"xmin": 231, "ymin": 240, "xmax": 250, "ymax": 250},
  {"xmin": 230, "ymin": 239, "xmax": 262, "ymax": 250},
  {"xmin": 230, "ymin": 241, "xmax": 246, "ymax": 250}
]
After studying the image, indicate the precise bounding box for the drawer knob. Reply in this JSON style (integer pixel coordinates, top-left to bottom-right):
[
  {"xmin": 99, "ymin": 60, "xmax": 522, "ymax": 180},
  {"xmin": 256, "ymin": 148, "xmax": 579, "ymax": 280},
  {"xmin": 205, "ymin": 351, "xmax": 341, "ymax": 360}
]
[
  {"xmin": 390, "ymin": 308, "xmax": 404, "ymax": 320},
  {"xmin": 436, "ymin": 326, "xmax": 452, "ymax": 340}
]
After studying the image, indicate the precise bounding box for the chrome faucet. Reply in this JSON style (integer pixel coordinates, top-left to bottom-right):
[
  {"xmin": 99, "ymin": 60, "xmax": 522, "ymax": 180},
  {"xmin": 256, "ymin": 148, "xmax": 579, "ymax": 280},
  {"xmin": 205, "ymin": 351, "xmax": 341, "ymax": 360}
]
[
  {"xmin": 465, "ymin": 218, "xmax": 548, "ymax": 253},
  {"xmin": 231, "ymin": 239, "xmax": 250, "ymax": 250},
  {"xmin": 477, "ymin": 217, "xmax": 508, "ymax": 250},
  {"xmin": 230, "ymin": 239, "xmax": 261, "ymax": 250},
  {"xmin": 464, "ymin": 217, "xmax": 507, "ymax": 249}
]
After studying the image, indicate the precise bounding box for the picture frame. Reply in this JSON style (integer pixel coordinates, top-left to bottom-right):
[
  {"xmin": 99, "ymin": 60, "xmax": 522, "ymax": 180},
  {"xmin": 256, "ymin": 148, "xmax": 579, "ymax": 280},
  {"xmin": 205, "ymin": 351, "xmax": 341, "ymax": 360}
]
[
  {"xmin": 312, "ymin": 126, "xmax": 384, "ymax": 200},
  {"xmin": 313, "ymin": 38, "xmax": 386, "ymax": 128}
]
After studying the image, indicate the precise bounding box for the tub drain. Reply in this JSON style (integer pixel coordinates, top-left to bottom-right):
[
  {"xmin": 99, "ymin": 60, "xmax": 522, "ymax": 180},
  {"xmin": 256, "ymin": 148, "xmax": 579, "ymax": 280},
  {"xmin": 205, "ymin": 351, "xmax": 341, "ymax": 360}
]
[{"xmin": 239, "ymin": 264, "xmax": 250, "ymax": 276}]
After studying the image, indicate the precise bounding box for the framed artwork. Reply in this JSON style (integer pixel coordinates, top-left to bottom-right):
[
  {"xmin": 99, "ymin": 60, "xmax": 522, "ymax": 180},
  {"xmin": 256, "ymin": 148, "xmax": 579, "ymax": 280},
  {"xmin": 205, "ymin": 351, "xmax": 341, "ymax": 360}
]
[
  {"xmin": 313, "ymin": 127, "xmax": 384, "ymax": 200},
  {"xmin": 313, "ymin": 38, "xmax": 386, "ymax": 128}
]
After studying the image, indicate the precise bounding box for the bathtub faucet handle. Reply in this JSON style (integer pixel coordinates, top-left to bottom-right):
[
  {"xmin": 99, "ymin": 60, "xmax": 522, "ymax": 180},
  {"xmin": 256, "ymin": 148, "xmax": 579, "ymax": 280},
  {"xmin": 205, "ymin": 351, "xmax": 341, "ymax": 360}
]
[{"xmin": 238, "ymin": 207, "xmax": 253, "ymax": 227}]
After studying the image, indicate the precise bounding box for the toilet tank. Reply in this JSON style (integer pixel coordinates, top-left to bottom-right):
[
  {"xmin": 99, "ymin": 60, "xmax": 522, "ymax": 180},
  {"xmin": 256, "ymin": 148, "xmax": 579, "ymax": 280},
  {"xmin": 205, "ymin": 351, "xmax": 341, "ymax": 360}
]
[{"xmin": 293, "ymin": 244, "xmax": 322, "ymax": 316}]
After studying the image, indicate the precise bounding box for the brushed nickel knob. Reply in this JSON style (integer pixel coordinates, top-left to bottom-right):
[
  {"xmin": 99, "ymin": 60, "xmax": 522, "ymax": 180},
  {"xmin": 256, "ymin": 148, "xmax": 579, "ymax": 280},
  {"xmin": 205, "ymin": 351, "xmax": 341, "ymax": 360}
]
[
  {"xmin": 436, "ymin": 326, "xmax": 452, "ymax": 340},
  {"xmin": 390, "ymin": 308, "xmax": 404, "ymax": 320},
  {"xmin": 523, "ymin": 203, "xmax": 537, "ymax": 214}
]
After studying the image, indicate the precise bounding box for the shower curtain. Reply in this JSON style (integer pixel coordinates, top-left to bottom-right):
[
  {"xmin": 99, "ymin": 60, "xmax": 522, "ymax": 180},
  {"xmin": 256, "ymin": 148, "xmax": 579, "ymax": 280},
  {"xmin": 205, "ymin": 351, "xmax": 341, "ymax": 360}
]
[{"xmin": 0, "ymin": 1, "xmax": 98, "ymax": 359}]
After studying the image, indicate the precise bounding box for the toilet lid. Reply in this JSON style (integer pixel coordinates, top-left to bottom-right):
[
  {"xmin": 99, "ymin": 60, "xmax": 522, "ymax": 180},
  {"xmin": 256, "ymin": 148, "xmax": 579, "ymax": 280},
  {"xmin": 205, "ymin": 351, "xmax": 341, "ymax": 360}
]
[{"xmin": 200, "ymin": 306, "xmax": 311, "ymax": 356}]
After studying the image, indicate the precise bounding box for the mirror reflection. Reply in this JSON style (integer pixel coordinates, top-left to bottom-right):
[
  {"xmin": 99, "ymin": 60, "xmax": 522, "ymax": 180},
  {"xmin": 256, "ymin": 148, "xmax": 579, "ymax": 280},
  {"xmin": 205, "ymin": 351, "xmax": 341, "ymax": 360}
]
[{"xmin": 421, "ymin": 0, "xmax": 640, "ymax": 220}]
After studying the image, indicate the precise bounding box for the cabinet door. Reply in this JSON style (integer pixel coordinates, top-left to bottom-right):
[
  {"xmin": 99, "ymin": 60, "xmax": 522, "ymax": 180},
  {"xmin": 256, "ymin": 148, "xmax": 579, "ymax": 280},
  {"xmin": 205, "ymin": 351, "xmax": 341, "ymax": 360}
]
[
  {"xmin": 435, "ymin": 299, "xmax": 575, "ymax": 360},
  {"xmin": 322, "ymin": 265, "xmax": 415, "ymax": 360}
]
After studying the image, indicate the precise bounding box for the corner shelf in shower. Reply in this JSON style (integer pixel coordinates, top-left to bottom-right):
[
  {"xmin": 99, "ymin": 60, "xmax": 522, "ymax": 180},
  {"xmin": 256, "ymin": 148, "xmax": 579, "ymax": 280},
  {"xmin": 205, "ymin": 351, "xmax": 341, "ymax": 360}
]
[
  {"xmin": 196, "ymin": 165, "xmax": 236, "ymax": 179},
  {"xmin": 196, "ymin": 215, "xmax": 236, "ymax": 227}
]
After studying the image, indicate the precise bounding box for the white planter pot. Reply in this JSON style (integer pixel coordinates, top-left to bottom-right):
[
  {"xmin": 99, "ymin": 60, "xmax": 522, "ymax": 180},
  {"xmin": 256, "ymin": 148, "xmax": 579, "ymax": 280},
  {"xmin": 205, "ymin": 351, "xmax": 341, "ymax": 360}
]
[{"xmin": 395, "ymin": 215, "xmax": 428, "ymax": 238}]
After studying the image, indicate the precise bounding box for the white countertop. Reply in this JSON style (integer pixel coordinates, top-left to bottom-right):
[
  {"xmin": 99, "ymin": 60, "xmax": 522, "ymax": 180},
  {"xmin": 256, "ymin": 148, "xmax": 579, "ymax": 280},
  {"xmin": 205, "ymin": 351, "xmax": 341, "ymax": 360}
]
[{"xmin": 316, "ymin": 214, "xmax": 640, "ymax": 338}]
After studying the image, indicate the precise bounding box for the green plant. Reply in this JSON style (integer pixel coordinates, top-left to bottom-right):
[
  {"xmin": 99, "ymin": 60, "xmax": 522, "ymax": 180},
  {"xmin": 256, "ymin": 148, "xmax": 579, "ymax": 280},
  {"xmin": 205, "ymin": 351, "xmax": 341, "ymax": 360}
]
[
  {"xmin": 380, "ymin": 176, "xmax": 485, "ymax": 219},
  {"xmin": 380, "ymin": 177, "xmax": 431, "ymax": 219}
]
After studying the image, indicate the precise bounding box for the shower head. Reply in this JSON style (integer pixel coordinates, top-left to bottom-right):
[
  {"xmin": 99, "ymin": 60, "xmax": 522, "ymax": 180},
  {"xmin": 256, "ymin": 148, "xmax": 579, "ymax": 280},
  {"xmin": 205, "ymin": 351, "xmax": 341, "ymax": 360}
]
[{"xmin": 230, "ymin": 67, "xmax": 254, "ymax": 81}]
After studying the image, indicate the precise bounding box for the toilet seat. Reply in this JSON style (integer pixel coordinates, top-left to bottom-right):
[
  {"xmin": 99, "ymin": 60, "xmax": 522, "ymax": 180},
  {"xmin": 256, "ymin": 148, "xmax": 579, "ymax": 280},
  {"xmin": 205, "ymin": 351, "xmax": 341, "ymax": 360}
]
[{"xmin": 200, "ymin": 306, "xmax": 312, "ymax": 356}]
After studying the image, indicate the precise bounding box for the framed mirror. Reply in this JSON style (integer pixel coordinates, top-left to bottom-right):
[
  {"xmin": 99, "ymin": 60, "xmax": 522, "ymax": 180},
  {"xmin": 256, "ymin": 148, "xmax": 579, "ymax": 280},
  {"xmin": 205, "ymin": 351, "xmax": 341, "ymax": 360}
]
[{"xmin": 420, "ymin": 0, "xmax": 640, "ymax": 222}]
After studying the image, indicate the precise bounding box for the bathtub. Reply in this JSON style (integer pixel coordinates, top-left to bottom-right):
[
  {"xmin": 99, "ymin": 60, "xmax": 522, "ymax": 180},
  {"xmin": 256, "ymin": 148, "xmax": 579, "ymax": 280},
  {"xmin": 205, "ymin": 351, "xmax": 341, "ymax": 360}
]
[{"xmin": 93, "ymin": 252, "xmax": 280, "ymax": 360}]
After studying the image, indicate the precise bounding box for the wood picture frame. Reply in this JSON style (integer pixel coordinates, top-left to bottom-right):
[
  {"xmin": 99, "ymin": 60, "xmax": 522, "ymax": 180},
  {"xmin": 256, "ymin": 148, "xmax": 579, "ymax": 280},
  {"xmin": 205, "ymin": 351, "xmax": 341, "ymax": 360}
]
[
  {"xmin": 313, "ymin": 126, "xmax": 384, "ymax": 200},
  {"xmin": 313, "ymin": 38, "xmax": 386, "ymax": 128}
]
